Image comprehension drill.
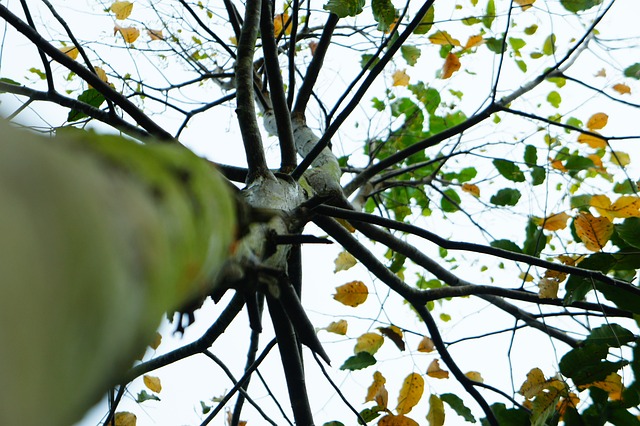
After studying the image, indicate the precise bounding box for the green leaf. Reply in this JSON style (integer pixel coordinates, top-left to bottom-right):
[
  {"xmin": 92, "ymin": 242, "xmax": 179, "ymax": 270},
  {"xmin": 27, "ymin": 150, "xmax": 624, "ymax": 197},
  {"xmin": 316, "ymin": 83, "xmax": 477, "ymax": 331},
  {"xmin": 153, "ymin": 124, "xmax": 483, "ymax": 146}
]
[
  {"xmin": 613, "ymin": 180, "xmax": 638, "ymax": 194},
  {"xmin": 401, "ymin": 45, "xmax": 421, "ymax": 66},
  {"xmin": 624, "ymin": 63, "xmax": 640, "ymax": 80},
  {"xmin": 547, "ymin": 76, "xmax": 566, "ymax": 87},
  {"xmin": 481, "ymin": 403, "xmax": 529, "ymax": 426},
  {"xmin": 490, "ymin": 188, "xmax": 521, "ymax": 206},
  {"xmin": 0, "ymin": 77, "xmax": 21, "ymax": 92},
  {"xmin": 560, "ymin": 344, "xmax": 627, "ymax": 386},
  {"xmin": 616, "ymin": 218, "xmax": 640, "ymax": 249},
  {"xmin": 372, "ymin": 0, "xmax": 395, "ymax": 31},
  {"xmin": 530, "ymin": 166, "xmax": 546, "ymax": 186},
  {"xmin": 547, "ymin": 90, "xmax": 561, "ymax": 108},
  {"xmin": 323, "ymin": 0, "xmax": 365, "ymax": 17},
  {"xmin": 490, "ymin": 239, "xmax": 523, "ymax": 254},
  {"xmin": 485, "ymin": 37, "xmax": 505, "ymax": 54},
  {"xmin": 339, "ymin": 352, "xmax": 376, "ymax": 371},
  {"xmin": 565, "ymin": 116, "xmax": 583, "ymax": 131},
  {"xmin": 523, "ymin": 218, "xmax": 545, "ymax": 258},
  {"xmin": 323, "ymin": 422, "xmax": 346, "ymax": 426},
  {"xmin": 509, "ymin": 37, "xmax": 526, "ymax": 52},
  {"xmin": 136, "ymin": 390, "xmax": 161, "ymax": 403},
  {"xmin": 360, "ymin": 54, "xmax": 381, "ymax": 70},
  {"xmin": 483, "ymin": 0, "xmax": 495, "ymax": 29},
  {"xmin": 585, "ymin": 324, "xmax": 635, "ymax": 348},
  {"xmin": 559, "ymin": 0, "xmax": 603, "ymax": 13},
  {"xmin": 493, "ymin": 159, "xmax": 525, "ymax": 182},
  {"xmin": 457, "ymin": 167, "xmax": 477, "ymax": 183},
  {"xmin": 564, "ymin": 155, "xmax": 594, "ymax": 171},
  {"xmin": 542, "ymin": 34, "xmax": 556, "ymax": 56},
  {"xmin": 29, "ymin": 67, "xmax": 46, "ymax": 80},
  {"xmin": 414, "ymin": 6, "xmax": 435, "ymax": 34},
  {"xmin": 524, "ymin": 24, "xmax": 538, "ymax": 35},
  {"xmin": 524, "ymin": 145, "xmax": 538, "ymax": 167},
  {"xmin": 358, "ymin": 407, "xmax": 383, "ymax": 424},
  {"xmin": 570, "ymin": 194, "xmax": 592, "ymax": 210},
  {"xmin": 409, "ymin": 82, "xmax": 440, "ymax": 114},
  {"xmin": 515, "ymin": 60, "xmax": 527, "ymax": 73},
  {"xmin": 68, "ymin": 88, "xmax": 106, "ymax": 122},
  {"xmin": 441, "ymin": 188, "xmax": 461, "ymax": 213},
  {"xmin": 441, "ymin": 393, "xmax": 477, "ymax": 423}
]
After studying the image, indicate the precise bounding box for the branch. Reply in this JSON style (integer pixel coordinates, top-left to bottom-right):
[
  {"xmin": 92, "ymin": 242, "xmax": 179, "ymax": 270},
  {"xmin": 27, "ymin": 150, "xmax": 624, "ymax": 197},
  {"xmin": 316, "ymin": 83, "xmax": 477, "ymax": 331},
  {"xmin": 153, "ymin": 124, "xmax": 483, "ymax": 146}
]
[{"xmin": 179, "ymin": 0, "xmax": 237, "ymax": 58}]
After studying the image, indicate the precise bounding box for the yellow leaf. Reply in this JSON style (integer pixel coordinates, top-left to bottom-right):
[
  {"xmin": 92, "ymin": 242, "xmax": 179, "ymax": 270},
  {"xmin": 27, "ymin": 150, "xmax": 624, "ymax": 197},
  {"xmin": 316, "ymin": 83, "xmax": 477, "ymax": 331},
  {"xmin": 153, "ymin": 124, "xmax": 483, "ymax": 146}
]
[
  {"xmin": 586, "ymin": 112, "xmax": 608, "ymax": 130},
  {"xmin": 60, "ymin": 46, "xmax": 78, "ymax": 60},
  {"xmin": 427, "ymin": 359, "xmax": 449, "ymax": 379},
  {"xmin": 114, "ymin": 25, "xmax": 140, "ymax": 43},
  {"xmin": 378, "ymin": 414, "xmax": 419, "ymax": 426},
  {"xmin": 354, "ymin": 332, "xmax": 384, "ymax": 355},
  {"xmin": 334, "ymin": 280, "xmax": 368, "ymax": 307},
  {"xmin": 417, "ymin": 336, "xmax": 435, "ymax": 353},
  {"xmin": 396, "ymin": 373, "xmax": 424, "ymax": 415},
  {"xmin": 538, "ymin": 278, "xmax": 559, "ymax": 299},
  {"xmin": 519, "ymin": 368, "xmax": 546, "ymax": 399},
  {"xmin": 465, "ymin": 371, "xmax": 484, "ymax": 383},
  {"xmin": 143, "ymin": 375, "xmax": 162, "ymax": 393},
  {"xmin": 147, "ymin": 29, "xmax": 164, "ymax": 41},
  {"xmin": 519, "ymin": 272, "xmax": 534, "ymax": 282},
  {"xmin": 115, "ymin": 412, "xmax": 136, "ymax": 426},
  {"xmin": 365, "ymin": 371, "xmax": 387, "ymax": 403},
  {"xmin": 334, "ymin": 250, "xmax": 357, "ymax": 272},
  {"xmin": 556, "ymin": 392, "xmax": 580, "ymax": 418},
  {"xmin": 579, "ymin": 373, "xmax": 623, "ymax": 400},
  {"xmin": 94, "ymin": 67, "xmax": 109, "ymax": 83},
  {"xmin": 461, "ymin": 183, "xmax": 480, "ymax": 197},
  {"xmin": 392, "ymin": 70, "xmax": 410, "ymax": 87},
  {"xmin": 273, "ymin": 13, "xmax": 292, "ymax": 37},
  {"xmin": 577, "ymin": 132, "xmax": 607, "ymax": 149},
  {"xmin": 588, "ymin": 154, "xmax": 605, "ymax": 172},
  {"xmin": 325, "ymin": 319, "xmax": 348, "ymax": 335},
  {"xmin": 464, "ymin": 34, "xmax": 484, "ymax": 49},
  {"xmin": 574, "ymin": 212, "xmax": 613, "ymax": 251},
  {"xmin": 590, "ymin": 194, "xmax": 612, "ymax": 218},
  {"xmin": 610, "ymin": 151, "xmax": 630, "ymax": 167},
  {"xmin": 549, "ymin": 156, "xmax": 567, "ymax": 172},
  {"xmin": 426, "ymin": 394, "xmax": 445, "ymax": 426},
  {"xmin": 336, "ymin": 218, "xmax": 356, "ymax": 232},
  {"xmin": 441, "ymin": 53, "xmax": 461, "ymax": 79},
  {"xmin": 378, "ymin": 325, "xmax": 405, "ymax": 351},
  {"xmin": 595, "ymin": 68, "xmax": 606, "ymax": 77},
  {"xmin": 535, "ymin": 212, "xmax": 570, "ymax": 231},
  {"xmin": 229, "ymin": 36, "xmax": 238, "ymax": 46},
  {"xmin": 428, "ymin": 31, "xmax": 461, "ymax": 46},
  {"xmin": 149, "ymin": 331, "xmax": 162, "ymax": 350},
  {"xmin": 613, "ymin": 83, "xmax": 631, "ymax": 95},
  {"xmin": 513, "ymin": 0, "xmax": 536, "ymax": 10},
  {"xmin": 375, "ymin": 385, "xmax": 389, "ymax": 410},
  {"xmin": 591, "ymin": 195, "xmax": 640, "ymax": 219},
  {"xmin": 110, "ymin": 1, "xmax": 134, "ymax": 20}
]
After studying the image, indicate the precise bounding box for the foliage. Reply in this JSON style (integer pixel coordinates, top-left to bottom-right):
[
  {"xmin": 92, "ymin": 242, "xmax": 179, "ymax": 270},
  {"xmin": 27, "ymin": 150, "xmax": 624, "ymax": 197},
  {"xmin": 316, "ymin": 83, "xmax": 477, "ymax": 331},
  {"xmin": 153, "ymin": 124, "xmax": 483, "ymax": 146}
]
[{"xmin": 0, "ymin": 0, "xmax": 639, "ymax": 425}]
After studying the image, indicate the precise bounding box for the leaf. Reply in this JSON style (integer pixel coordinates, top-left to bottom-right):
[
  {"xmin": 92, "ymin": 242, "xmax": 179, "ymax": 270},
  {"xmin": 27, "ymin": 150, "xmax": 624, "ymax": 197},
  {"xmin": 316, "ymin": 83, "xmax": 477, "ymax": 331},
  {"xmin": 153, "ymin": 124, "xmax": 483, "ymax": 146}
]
[
  {"xmin": 323, "ymin": 0, "xmax": 365, "ymax": 18},
  {"xmin": 392, "ymin": 70, "xmax": 410, "ymax": 87},
  {"xmin": 490, "ymin": 239, "xmax": 522, "ymax": 253},
  {"xmin": 417, "ymin": 336, "xmax": 435, "ymax": 353},
  {"xmin": 586, "ymin": 113, "xmax": 608, "ymax": 130},
  {"xmin": 339, "ymin": 352, "xmax": 376, "ymax": 370},
  {"xmin": 440, "ymin": 188, "xmax": 461, "ymax": 213},
  {"xmin": 560, "ymin": 343, "xmax": 627, "ymax": 386},
  {"xmin": 136, "ymin": 389, "xmax": 160, "ymax": 402},
  {"xmin": 613, "ymin": 83, "xmax": 631, "ymax": 95},
  {"xmin": 378, "ymin": 414, "xmax": 419, "ymax": 426},
  {"xmin": 110, "ymin": 1, "xmax": 133, "ymax": 20},
  {"xmin": 149, "ymin": 331, "xmax": 162, "ymax": 350},
  {"xmin": 60, "ymin": 46, "xmax": 79, "ymax": 60},
  {"xmin": 461, "ymin": 183, "xmax": 480, "ymax": 197},
  {"xmin": 524, "ymin": 145, "xmax": 537, "ymax": 166},
  {"xmin": 523, "ymin": 217, "xmax": 545, "ymax": 257},
  {"xmin": 365, "ymin": 371, "xmax": 387, "ymax": 403},
  {"xmin": 378, "ymin": 326, "xmax": 405, "ymax": 351},
  {"xmin": 531, "ymin": 385, "xmax": 562, "ymax": 426},
  {"xmin": 372, "ymin": 0, "xmax": 395, "ymax": 32},
  {"xmin": 574, "ymin": 212, "xmax": 613, "ymax": 251},
  {"xmin": 426, "ymin": 394, "xmax": 445, "ymax": 426},
  {"xmin": 273, "ymin": 13, "xmax": 292, "ymax": 37},
  {"xmin": 401, "ymin": 46, "xmax": 421, "ymax": 66},
  {"xmin": 534, "ymin": 212, "xmax": 570, "ymax": 231},
  {"xmin": 441, "ymin": 53, "xmax": 461, "ymax": 79},
  {"xmin": 427, "ymin": 359, "xmax": 449, "ymax": 379},
  {"xmin": 441, "ymin": 393, "xmax": 476, "ymax": 423},
  {"xmin": 577, "ymin": 132, "xmax": 607, "ymax": 148},
  {"xmin": 334, "ymin": 281, "xmax": 368, "ymax": 307},
  {"xmin": 143, "ymin": 375, "xmax": 162, "ymax": 393},
  {"xmin": 490, "ymin": 188, "xmax": 521, "ymax": 206},
  {"xmin": 624, "ymin": 63, "xmax": 640, "ymax": 79},
  {"xmin": 579, "ymin": 373, "xmax": 623, "ymax": 400},
  {"xmin": 464, "ymin": 34, "xmax": 484, "ymax": 49},
  {"xmin": 542, "ymin": 34, "xmax": 556, "ymax": 56},
  {"xmin": 428, "ymin": 31, "xmax": 461, "ymax": 46},
  {"xmin": 67, "ymin": 88, "xmax": 106, "ymax": 122},
  {"xmin": 560, "ymin": 0, "xmax": 603, "ymax": 13},
  {"xmin": 413, "ymin": 6, "xmax": 435, "ymax": 34},
  {"xmin": 325, "ymin": 319, "xmax": 348, "ymax": 335},
  {"xmin": 616, "ymin": 217, "xmax": 640, "ymax": 248},
  {"xmin": 115, "ymin": 412, "xmax": 137, "ymax": 426},
  {"xmin": 585, "ymin": 324, "xmax": 635, "ymax": 348},
  {"xmin": 493, "ymin": 159, "xmax": 525, "ymax": 182},
  {"xmin": 610, "ymin": 151, "xmax": 630, "ymax": 167},
  {"xmin": 465, "ymin": 371, "xmax": 484, "ymax": 383},
  {"xmin": 355, "ymin": 332, "xmax": 384, "ymax": 355},
  {"xmin": 396, "ymin": 373, "xmax": 424, "ymax": 415},
  {"xmin": 538, "ymin": 278, "xmax": 559, "ymax": 299},
  {"xmin": 147, "ymin": 29, "xmax": 164, "ymax": 41},
  {"xmin": 514, "ymin": 0, "xmax": 536, "ymax": 10},
  {"xmin": 592, "ymin": 195, "xmax": 640, "ymax": 219},
  {"xmin": 483, "ymin": 0, "xmax": 495, "ymax": 29},
  {"xmin": 547, "ymin": 91, "xmax": 561, "ymax": 108},
  {"xmin": 334, "ymin": 250, "xmax": 357, "ymax": 272},
  {"xmin": 114, "ymin": 25, "xmax": 140, "ymax": 43},
  {"xmin": 93, "ymin": 67, "xmax": 109, "ymax": 85},
  {"xmin": 519, "ymin": 368, "xmax": 547, "ymax": 399}
]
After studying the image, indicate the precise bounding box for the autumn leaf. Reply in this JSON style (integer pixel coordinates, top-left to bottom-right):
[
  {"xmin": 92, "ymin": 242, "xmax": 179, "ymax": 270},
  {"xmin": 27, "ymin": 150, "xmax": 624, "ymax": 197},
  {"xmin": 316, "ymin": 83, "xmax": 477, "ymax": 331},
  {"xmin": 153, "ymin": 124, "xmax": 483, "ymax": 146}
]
[
  {"xmin": 610, "ymin": 151, "xmax": 630, "ymax": 167},
  {"xmin": 586, "ymin": 112, "xmax": 608, "ymax": 130},
  {"xmin": 378, "ymin": 325, "xmax": 405, "ymax": 351},
  {"xmin": 60, "ymin": 46, "xmax": 78, "ymax": 60},
  {"xmin": 334, "ymin": 281, "xmax": 368, "ymax": 307},
  {"xmin": 426, "ymin": 394, "xmax": 445, "ymax": 426},
  {"xmin": 461, "ymin": 183, "xmax": 480, "ymax": 197},
  {"xmin": 336, "ymin": 218, "xmax": 356, "ymax": 232},
  {"xmin": 591, "ymin": 195, "xmax": 640, "ymax": 219},
  {"xmin": 114, "ymin": 25, "xmax": 140, "ymax": 43},
  {"xmin": 273, "ymin": 13, "xmax": 292, "ymax": 37},
  {"xmin": 427, "ymin": 359, "xmax": 449, "ymax": 379},
  {"xmin": 110, "ymin": 1, "xmax": 133, "ymax": 20},
  {"xmin": 534, "ymin": 212, "xmax": 570, "ymax": 231},
  {"xmin": 325, "ymin": 319, "xmax": 348, "ymax": 335},
  {"xmin": 115, "ymin": 412, "xmax": 136, "ymax": 426},
  {"xmin": 392, "ymin": 70, "xmax": 410, "ymax": 86},
  {"xmin": 574, "ymin": 212, "xmax": 613, "ymax": 251},
  {"xmin": 556, "ymin": 392, "xmax": 580, "ymax": 417},
  {"xmin": 396, "ymin": 373, "xmax": 424, "ymax": 415},
  {"xmin": 538, "ymin": 278, "xmax": 559, "ymax": 299},
  {"xmin": 595, "ymin": 68, "xmax": 606, "ymax": 77},
  {"xmin": 513, "ymin": 0, "xmax": 536, "ymax": 10},
  {"xmin": 149, "ymin": 331, "xmax": 162, "ymax": 350},
  {"xmin": 577, "ymin": 132, "xmax": 607, "ymax": 148},
  {"xmin": 612, "ymin": 83, "xmax": 631, "ymax": 95},
  {"xmin": 147, "ymin": 29, "xmax": 164, "ymax": 41},
  {"xmin": 94, "ymin": 67, "xmax": 109, "ymax": 84},
  {"xmin": 354, "ymin": 332, "xmax": 384, "ymax": 355},
  {"xmin": 309, "ymin": 41, "xmax": 318, "ymax": 55},
  {"xmin": 519, "ymin": 368, "xmax": 547, "ymax": 399},
  {"xmin": 417, "ymin": 336, "xmax": 435, "ymax": 353},
  {"xmin": 378, "ymin": 414, "xmax": 419, "ymax": 426},
  {"xmin": 579, "ymin": 373, "xmax": 623, "ymax": 400},
  {"xmin": 465, "ymin": 371, "xmax": 484, "ymax": 383},
  {"xmin": 464, "ymin": 34, "xmax": 484, "ymax": 49},
  {"xmin": 428, "ymin": 31, "xmax": 461, "ymax": 46},
  {"xmin": 365, "ymin": 371, "xmax": 387, "ymax": 403},
  {"xmin": 441, "ymin": 53, "xmax": 461, "ymax": 79},
  {"xmin": 334, "ymin": 250, "xmax": 357, "ymax": 272},
  {"xmin": 143, "ymin": 375, "xmax": 162, "ymax": 393}
]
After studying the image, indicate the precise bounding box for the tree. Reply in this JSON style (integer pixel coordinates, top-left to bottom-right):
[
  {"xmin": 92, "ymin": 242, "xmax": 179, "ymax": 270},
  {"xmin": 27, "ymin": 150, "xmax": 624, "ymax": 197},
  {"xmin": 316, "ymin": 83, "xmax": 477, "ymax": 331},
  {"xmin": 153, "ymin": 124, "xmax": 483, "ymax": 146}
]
[{"xmin": 1, "ymin": 0, "xmax": 639, "ymax": 425}]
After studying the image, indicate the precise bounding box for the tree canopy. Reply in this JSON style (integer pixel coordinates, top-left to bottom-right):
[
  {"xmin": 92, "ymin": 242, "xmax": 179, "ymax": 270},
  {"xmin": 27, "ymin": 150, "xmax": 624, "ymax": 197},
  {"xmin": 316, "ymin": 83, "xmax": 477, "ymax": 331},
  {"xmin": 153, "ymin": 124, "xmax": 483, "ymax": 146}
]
[{"xmin": 1, "ymin": 0, "xmax": 639, "ymax": 425}]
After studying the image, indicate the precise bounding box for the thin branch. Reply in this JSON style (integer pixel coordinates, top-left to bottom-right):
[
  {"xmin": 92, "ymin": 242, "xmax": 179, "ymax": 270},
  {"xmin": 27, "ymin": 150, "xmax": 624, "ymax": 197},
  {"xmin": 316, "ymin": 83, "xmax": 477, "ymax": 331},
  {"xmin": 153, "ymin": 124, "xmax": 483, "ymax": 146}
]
[
  {"xmin": 179, "ymin": 0, "xmax": 237, "ymax": 59},
  {"xmin": 19, "ymin": 0, "xmax": 54, "ymax": 93}
]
